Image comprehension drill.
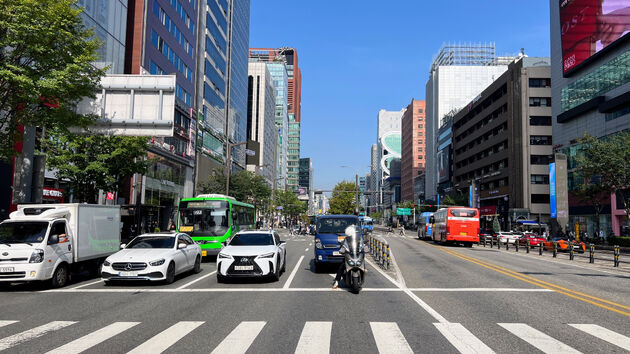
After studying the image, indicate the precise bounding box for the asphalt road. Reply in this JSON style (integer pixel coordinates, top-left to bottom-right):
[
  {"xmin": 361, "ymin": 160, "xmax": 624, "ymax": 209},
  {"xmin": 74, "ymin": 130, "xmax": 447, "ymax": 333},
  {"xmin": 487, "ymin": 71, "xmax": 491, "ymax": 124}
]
[{"xmin": 0, "ymin": 229, "xmax": 629, "ymax": 353}]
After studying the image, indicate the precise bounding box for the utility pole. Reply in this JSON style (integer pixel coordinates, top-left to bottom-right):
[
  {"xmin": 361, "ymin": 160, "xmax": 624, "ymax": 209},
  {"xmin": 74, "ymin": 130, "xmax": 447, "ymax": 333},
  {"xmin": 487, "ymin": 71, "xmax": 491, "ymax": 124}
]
[{"xmin": 225, "ymin": 141, "xmax": 248, "ymax": 196}]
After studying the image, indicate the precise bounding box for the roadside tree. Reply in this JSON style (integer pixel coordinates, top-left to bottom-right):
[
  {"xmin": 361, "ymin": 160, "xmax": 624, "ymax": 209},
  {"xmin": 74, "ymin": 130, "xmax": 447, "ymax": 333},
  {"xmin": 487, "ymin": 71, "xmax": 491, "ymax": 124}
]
[{"xmin": 328, "ymin": 181, "xmax": 357, "ymax": 215}]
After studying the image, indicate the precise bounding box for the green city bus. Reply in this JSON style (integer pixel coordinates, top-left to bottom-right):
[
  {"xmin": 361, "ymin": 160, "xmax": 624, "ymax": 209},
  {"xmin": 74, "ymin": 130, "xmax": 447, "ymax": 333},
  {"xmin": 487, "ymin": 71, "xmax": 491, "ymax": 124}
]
[{"xmin": 176, "ymin": 194, "xmax": 255, "ymax": 257}]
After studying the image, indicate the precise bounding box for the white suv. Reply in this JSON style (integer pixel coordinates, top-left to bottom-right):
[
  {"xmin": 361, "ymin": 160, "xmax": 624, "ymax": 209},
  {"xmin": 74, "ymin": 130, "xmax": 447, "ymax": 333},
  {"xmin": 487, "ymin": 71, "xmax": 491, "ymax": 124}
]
[{"xmin": 495, "ymin": 231, "xmax": 518, "ymax": 244}]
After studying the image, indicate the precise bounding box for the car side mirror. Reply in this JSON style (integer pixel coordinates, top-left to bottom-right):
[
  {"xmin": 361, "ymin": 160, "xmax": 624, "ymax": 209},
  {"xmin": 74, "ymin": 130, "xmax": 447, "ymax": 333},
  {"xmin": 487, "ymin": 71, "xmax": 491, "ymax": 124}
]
[
  {"xmin": 48, "ymin": 234, "xmax": 59, "ymax": 245},
  {"xmin": 120, "ymin": 243, "xmax": 126, "ymax": 249},
  {"xmin": 279, "ymin": 240, "xmax": 286, "ymax": 245},
  {"xmin": 178, "ymin": 243, "xmax": 187, "ymax": 249}
]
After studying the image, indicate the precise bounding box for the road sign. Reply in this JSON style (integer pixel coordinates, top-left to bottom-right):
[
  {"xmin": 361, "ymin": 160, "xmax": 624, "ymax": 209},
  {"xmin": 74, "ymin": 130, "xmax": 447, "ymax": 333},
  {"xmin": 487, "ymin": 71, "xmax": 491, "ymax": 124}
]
[{"xmin": 397, "ymin": 208, "xmax": 411, "ymax": 216}]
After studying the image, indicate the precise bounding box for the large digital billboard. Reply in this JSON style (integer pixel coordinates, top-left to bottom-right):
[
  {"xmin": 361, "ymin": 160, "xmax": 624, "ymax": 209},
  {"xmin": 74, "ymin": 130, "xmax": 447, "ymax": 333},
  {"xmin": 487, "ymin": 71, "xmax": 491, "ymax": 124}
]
[{"xmin": 560, "ymin": 0, "xmax": 630, "ymax": 75}]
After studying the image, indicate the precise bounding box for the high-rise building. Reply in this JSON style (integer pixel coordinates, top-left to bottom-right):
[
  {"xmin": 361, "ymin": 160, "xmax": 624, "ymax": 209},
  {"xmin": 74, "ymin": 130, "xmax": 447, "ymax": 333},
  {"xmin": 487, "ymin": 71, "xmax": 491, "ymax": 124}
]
[
  {"xmin": 425, "ymin": 43, "xmax": 512, "ymax": 203},
  {"xmin": 452, "ymin": 57, "xmax": 552, "ymax": 230},
  {"xmin": 79, "ymin": 0, "xmax": 128, "ymax": 74},
  {"xmin": 550, "ymin": 0, "xmax": 630, "ymax": 237},
  {"xmin": 246, "ymin": 62, "xmax": 277, "ymax": 185},
  {"xmin": 249, "ymin": 48, "xmax": 302, "ymax": 192},
  {"xmin": 376, "ymin": 109, "xmax": 404, "ymax": 200},
  {"xmin": 299, "ymin": 158, "xmax": 313, "ymax": 193},
  {"xmin": 400, "ymin": 99, "xmax": 426, "ymax": 202},
  {"xmin": 369, "ymin": 144, "xmax": 379, "ymax": 213}
]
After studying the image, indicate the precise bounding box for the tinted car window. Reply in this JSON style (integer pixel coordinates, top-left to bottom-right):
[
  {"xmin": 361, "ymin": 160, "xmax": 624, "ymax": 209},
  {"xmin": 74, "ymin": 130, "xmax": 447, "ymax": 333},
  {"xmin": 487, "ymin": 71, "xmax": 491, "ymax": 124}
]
[
  {"xmin": 127, "ymin": 236, "xmax": 175, "ymax": 249},
  {"xmin": 230, "ymin": 233, "xmax": 274, "ymax": 246},
  {"xmin": 317, "ymin": 218, "xmax": 358, "ymax": 234}
]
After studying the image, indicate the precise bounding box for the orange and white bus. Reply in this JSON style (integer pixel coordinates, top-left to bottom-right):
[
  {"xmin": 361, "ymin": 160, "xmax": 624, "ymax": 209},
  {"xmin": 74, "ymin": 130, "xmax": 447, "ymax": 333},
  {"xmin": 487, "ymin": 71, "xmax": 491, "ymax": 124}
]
[{"xmin": 431, "ymin": 207, "xmax": 479, "ymax": 247}]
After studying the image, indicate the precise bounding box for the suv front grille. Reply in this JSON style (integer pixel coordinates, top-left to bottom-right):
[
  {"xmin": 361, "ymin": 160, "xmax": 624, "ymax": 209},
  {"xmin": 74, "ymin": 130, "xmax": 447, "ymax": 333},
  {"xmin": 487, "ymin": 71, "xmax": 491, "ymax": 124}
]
[
  {"xmin": 227, "ymin": 256, "xmax": 262, "ymax": 275},
  {"xmin": 112, "ymin": 262, "xmax": 147, "ymax": 271}
]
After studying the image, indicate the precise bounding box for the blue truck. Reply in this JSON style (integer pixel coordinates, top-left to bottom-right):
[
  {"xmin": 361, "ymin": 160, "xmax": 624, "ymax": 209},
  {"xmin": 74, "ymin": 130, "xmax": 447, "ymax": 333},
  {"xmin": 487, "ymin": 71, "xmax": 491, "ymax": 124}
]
[
  {"xmin": 359, "ymin": 216, "xmax": 373, "ymax": 234},
  {"xmin": 313, "ymin": 215, "xmax": 361, "ymax": 272}
]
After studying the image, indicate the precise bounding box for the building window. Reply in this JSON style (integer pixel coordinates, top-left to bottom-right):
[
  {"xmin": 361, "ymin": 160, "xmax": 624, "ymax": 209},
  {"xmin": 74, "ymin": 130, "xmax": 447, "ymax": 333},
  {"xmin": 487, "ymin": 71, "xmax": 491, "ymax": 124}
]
[
  {"xmin": 418, "ymin": 132, "xmax": 423, "ymax": 137},
  {"xmin": 530, "ymin": 175, "xmax": 549, "ymax": 184},
  {"xmin": 417, "ymin": 147, "xmax": 423, "ymax": 152},
  {"xmin": 529, "ymin": 116, "xmax": 552, "ymax": 126},
  {"xmin": 418, "ymin": 109, "xmax": 423, "ymax": 113},
  {"xmin": 605, "ymin": 106, "xmax": 630, "ymax": 121},
  {"xmin": 531, "ymin": 194, "xmax": 550, "ymax": 204},
  {"xmin": 418, "ymin": 156, "xmax": 423, "ymax": 160},
  {"xmin": 418, "ymin": 124, "xmax": 423, "ymax": 128},
  {"xmin": 418, "ymin": 140, "xmax": 423, "ymax": 144},
  {"xmin": 418, "ymin": 117, "xmax": 423, "ymax": 122},
  {"xmin": 529, "ymin": 78, "xmax": 551, "ymax": 87},
  {"xmin": 418, "ymin": 163, "xmax": 422, "ymax": 167},
  {"xmin": 529, "ymin": 97, "xmax": 551, "ymax": 107},
  {"xmin": 531, "ymin": 155, "xmax": 552, "ymax": 165},
  {"xmin": 530, "ymin": 135, "xmax": 552, "ymax": 145}
]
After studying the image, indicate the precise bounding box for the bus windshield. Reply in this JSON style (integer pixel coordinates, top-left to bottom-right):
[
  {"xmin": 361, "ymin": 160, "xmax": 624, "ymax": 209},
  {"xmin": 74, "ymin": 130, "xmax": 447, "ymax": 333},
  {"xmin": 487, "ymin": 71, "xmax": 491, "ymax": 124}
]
[{"xmin": 178, "ymin": 201, "xmax": 229, "ymax": 236}]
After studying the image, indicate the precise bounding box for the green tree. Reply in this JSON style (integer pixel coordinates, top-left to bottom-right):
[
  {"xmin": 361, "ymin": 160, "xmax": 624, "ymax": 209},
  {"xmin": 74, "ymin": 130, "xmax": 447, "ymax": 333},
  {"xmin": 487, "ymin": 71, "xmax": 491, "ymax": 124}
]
[
  {"xmin": 0, "ymin": 0, "xmax": 105, "ymax": 160},
  {"xmin": 442, "ymin": 192, "xmax": 468, "ymax": 207},
  {"xmin": 43, "ymin": 130, "xmax": 151, "ymax": 203},
  {"xmin": 328, "ymin": 181, "xmax": 358, "ymax": 215},
  {"xmin": 200, "ymin": 169, "xmax": 272, "ymax": 212},
  {"xmin": 274, "ymin": 189, "xmax": 306, "ymax": 218},
  {"xmin": 577, "ymin": 132, "xmax": 630, "ymax": 226}
]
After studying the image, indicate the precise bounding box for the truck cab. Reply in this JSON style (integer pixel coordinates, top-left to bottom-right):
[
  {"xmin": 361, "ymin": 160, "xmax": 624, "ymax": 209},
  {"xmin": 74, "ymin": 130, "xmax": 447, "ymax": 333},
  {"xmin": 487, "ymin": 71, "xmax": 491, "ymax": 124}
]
[{"xmin": 313, "ymin": 215, "xmax": 361, "ymax": 272}]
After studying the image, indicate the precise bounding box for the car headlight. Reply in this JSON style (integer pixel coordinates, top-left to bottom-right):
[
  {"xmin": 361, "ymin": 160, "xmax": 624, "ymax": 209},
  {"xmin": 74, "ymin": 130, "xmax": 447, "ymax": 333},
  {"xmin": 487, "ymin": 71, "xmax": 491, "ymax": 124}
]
[
  {"xmin": 28, "ymin": 249, "xmax": 44, "ymax": 263},
  {"xmin": 257, "ymin": 252, "xmax": 275, "ymax": 259},
  {"xmin": 149, "ymin": 259, "xmax": 165, "ymax": 266},
  {"xmin": 103, "ymin": 260, "xmax": 111, "ymax": 267},
  {"xmin": 355, "ymin": 260, "xmax": 362, "ymax": 266},
  {"xmin": 218, "ymin": 253, "xmax": 232, "ymax": 259}
]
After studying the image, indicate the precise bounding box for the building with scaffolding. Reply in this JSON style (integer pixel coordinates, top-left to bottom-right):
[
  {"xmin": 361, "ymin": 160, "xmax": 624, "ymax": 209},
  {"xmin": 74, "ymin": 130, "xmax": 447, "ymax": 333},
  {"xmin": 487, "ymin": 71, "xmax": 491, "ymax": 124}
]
[{"xmin": 425, "ymin": 42, "xmax": 514, "ymax": 203}]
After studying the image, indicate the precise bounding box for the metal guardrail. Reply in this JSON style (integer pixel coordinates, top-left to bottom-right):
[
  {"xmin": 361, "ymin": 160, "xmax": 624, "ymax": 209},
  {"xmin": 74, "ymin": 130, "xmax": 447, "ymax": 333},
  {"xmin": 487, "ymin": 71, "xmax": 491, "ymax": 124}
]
[
  {"xmin": 365, "ymin": 233, "xmax": 390, "ymax": 270},
  {"xmin": 479, "ymin": 236, "xmax": 625, "ymax": 267}
]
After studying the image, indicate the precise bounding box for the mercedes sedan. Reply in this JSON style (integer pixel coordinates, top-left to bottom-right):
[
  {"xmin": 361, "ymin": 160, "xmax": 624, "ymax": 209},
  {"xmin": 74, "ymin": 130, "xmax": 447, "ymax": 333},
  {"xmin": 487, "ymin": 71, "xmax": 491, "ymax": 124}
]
[
  {"xmin": 217, "ymin": 231, "xmax": 286, "ymax": 282},
  {"xmin": 101, "ymin": 232, "xmax": 202, "ymax": 284}
]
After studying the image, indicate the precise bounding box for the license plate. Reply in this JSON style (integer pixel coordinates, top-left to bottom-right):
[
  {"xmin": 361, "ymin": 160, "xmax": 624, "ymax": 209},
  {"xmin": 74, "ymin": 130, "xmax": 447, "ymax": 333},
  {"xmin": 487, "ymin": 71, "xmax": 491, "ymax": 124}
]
[
  {"xmin": 0, "ymin": 267, "xmax": 14, "ymax": 273},
  {"xmin": 337, "ymin": 236, "xmax": 346, "ymax": 242},
  {"xmin": 460, "ymin": 232, "xmax": 467, "ymax": 236},
  {"xmin": 118, "ymin": 271, "xmax": 138, "ymax": 277},
  {"xmin": 333, "ymin": 251, "xmax": 340, "ymax": 256},
  {"xmin": 234, "ymin": 265, "xmax": 253, "ymax": 271},
  {"xmin": 202, "ymin": 250, "xmax": 207, "ymax": 257},
  {"xmin": 180, "ymin": 226, "xmax": 194, "ymax": 232}
]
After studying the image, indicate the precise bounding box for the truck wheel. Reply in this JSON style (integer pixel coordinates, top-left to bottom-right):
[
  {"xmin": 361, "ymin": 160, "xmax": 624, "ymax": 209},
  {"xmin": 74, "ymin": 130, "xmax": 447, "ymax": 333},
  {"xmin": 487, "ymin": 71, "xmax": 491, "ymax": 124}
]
[
  {"xmin": 193, "ymin": 255, "xmax": 202, "ymax": 274},
  {"xmin": 51, "ymin": 264, "xmax": 69, "ymax": 288},
  {"xmin": 165, "ymin": 262, "xmax": 176, "ymax": 284}
]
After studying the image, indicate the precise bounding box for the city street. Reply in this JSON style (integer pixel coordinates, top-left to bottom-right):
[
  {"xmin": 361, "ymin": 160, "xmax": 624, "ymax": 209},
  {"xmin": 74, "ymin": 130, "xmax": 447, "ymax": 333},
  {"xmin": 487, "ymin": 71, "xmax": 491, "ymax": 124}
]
[{"xmin": 0, "ymin": 229, "xmax": 629, "ymax": 353}]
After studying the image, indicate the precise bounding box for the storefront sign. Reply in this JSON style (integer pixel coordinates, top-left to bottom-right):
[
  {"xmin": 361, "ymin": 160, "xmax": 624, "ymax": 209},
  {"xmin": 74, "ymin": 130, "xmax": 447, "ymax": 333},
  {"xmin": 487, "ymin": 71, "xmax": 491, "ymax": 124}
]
[
  {"xmin": 43, "ymin": 188, "xmax": 64, "ymax": 201},
  {"xmin": 480, "ymin": 205, "xmax": 497, "ymax": 216}
]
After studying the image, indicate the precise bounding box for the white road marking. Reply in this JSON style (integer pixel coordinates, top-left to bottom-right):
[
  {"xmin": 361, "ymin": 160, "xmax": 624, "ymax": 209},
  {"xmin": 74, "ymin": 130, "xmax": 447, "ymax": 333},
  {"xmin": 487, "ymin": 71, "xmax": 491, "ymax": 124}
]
[
  {"xmin": 71, "ymin": 279, "xmax": 103, "ymax": 289},
  {"xmin": 365, "ymin": 257, "xmax": 448, "ymax": 323},
  {"xmin": 0, "ymin": 321, "xmax": 18, "ymax": 328},
  {"xmin": 283, "ymin": 255, "xmax": 304, "ymax": 289},
  {"xmin": 498, "ymin": 323, "xmax": 581, "ymax": 353},
  {"xmin": 128, "ymin": 321, "xmax": 204, "ymax": 354},
  {"xmin": 309, "ymin": 243, "xmax": 312, "ymax": 246},
  {"xmin": 0, "ymin": 321, "xmax": 76, "ymax": 351},
  {"xmin": 434, "ymin": 322, "xmax": 495, "ymax": 354},
  {"xmin": 569, "ymin": 324, "xmax": 630, "ymax": 351},
  {"xmin": 41, "ymin": 287, "xmax": 553, "ymax": 293},
  {"xmin": 388, "ymin": 248, "xmax": 406, "ymax": 288},
  {"xmin": 46, "ymin": 322, "xmax": 139, "ymax": 354},
  {"xmin": 305, "ymin": 248, "xmax": 309, "ymax": 252},
  {"xmin": 370, "ymin": 322, "xmax": 413, "ymax": 354},
  {"xmin": 294, "ymin": 321, "xmax": 332, "ymax": 354},
  {"xmin": 176, "ymin": 271, "xmax": 217, "ymax": 289},
  {"xmin": 211, "ymin": 321, "xmax": 266, "ymax": 354}
]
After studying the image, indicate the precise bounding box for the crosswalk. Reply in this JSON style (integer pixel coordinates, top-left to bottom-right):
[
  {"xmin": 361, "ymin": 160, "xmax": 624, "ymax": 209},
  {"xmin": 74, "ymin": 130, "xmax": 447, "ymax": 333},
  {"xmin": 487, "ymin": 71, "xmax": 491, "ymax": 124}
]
[{"xmin": 0, "ymin": 319, "xmax": 628, "ymax": 353}]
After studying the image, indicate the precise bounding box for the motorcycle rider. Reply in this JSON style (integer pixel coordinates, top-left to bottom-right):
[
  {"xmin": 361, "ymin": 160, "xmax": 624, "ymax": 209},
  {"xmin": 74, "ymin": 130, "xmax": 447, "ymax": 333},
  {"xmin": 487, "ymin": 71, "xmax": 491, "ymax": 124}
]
[{"xmin": 332, "ymin": 225, "xmax": 364, "ymax": 289}]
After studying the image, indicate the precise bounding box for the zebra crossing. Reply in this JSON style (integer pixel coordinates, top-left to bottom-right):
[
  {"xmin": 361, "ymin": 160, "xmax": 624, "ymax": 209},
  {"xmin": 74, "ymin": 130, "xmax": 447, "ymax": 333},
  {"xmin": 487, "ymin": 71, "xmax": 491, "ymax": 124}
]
[{"xmin": 0, "ymin": 319, "xmax": 628, "ymax": 353}]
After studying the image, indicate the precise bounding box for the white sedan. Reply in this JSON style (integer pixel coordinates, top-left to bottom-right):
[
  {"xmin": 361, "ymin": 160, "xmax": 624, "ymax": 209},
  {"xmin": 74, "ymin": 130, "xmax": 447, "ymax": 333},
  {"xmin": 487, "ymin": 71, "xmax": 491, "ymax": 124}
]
[
  {"xmin": 217, "ymin": 231, "xmax": 286, "ymax": 282},
  {"xmin": 101, "ymin": 232, "xmax": 202, "ymax": 284}
]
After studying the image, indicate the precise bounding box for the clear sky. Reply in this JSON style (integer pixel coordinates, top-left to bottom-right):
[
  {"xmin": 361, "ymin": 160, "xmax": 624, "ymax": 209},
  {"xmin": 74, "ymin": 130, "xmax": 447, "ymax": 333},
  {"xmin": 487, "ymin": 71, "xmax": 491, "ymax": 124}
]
[{"xmin": 249, "ymin": 0, "xmax": 551, "ymax": 192}]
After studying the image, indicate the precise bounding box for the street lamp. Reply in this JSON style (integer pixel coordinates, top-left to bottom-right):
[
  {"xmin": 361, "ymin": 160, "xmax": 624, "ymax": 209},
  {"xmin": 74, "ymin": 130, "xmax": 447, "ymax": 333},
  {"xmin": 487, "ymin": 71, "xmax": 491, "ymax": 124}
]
[{"xmin": 225, "ymin": 141, "xmax": 248, "ymax": 196}]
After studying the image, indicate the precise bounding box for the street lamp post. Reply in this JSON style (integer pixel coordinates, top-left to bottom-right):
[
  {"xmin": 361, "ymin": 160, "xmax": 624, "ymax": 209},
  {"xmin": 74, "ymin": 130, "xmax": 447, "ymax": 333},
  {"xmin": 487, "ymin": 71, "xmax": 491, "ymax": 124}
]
[{"xmin": 225, "ymin": 141, "xmax": 248, "ymax": 196}]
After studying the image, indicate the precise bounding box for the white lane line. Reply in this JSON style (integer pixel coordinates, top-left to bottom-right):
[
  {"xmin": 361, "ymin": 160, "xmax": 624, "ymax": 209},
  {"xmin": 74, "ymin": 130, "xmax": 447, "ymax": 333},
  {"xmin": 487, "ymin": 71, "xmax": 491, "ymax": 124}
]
[
  {"xmin": 0, "ymin": 321, "xmax": 76, "ymax": 351},
  {"xmin": 365, "ymin": 257, "xmax": 448, "ymax": 323},
  {"xmin": 370, "ymin": 322, "xmax": 413, "ymax": 354},
  {"xmin": 176, "ymin": 271, "xmax": 217, "ymax": 289},
  {"xmin": 0, "ymin": 321, "xmax": 18, "ymax": 328},
  {"xmin": 294, "ymin": 321, "xmax": 332, "ymax": 354},
  {"xmin": 46, "ymin": 322, "xmax": 139, "ymax": 354},
  {"xmin": 128, "ymin": 321, "xmax": 204, "ymax": 354},
  {"xmin": 498, "ymin": 323, "xmax": 581, "ymax": 354},
  {"xmin": 282, "ymin": 255, "xmax": 304, "ymax": 289},
  {"xmin": 41, "ymin": 287, "xmax": 555, "ymax": 293},
  {"xmin": 434, "ymin": 322, "xmax": 495, "ymax": 354},
  {"xmin": 569, "ymin": 324, "xmax": 630, "ymax": 351},
  {"xmin": 305, "ymin": 248, "xmax": 309, "ymax": 252},
  {"xmin": 409, "ymin": 288, "xmax": 553, "ymax": 292},
  {"xmin": 211, "ymin": 321, "xmax": 266, "ymax": 354},
  {"xmin": 309, "ymin": 243, "xmax": 312, "ymax": 246},
  {"xmin": 71, "ymin": 279, "xmax": 104, "ymax": 289},
  {"xmin": 389, "ymin": 248, "xmax": 406, "ymax": 288}
]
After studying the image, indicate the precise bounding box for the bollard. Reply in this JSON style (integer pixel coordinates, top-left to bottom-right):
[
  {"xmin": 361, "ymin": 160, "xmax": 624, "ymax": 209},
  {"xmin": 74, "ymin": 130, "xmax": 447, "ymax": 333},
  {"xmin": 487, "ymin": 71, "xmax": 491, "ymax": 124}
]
[
  {"xmin": 589, "ymin": 244, "xmax": 595, "ymax": 264},
  {"xmin": 506, "ymin": 240, "xmax": 509, "ymax": 250},
  {"xmin": 614, "ymin": 245, "xmax": 620, "ymax": 267},
  {"xmin": 539, "ymin": 241, "xmax": 543, "ymax": 255},
  {"xmin": 490, "ymin": 238, "xmax": 493, "ymax": 248},
  {"xmin": 552, "ymin": 242, "xmax": 557, "ymax": 258},
  {"xmin": 385, "ymin": 244, "xmax": 390, "ymax": 270},
  {"xmin": 569, "ymin": 243, "xmax": 574, "ymax": 260},
  {"xmin": 515, "ymin": 240, "xmax": 519, "ymax": 252},
  {"xmin": 526, "ymin": 240, "xmax": 530, "ymax": 253}
]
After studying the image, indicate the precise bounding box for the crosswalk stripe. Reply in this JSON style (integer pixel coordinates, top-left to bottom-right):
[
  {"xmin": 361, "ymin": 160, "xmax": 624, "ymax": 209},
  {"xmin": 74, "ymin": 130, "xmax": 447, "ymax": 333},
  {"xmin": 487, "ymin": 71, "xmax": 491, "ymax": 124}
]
[
  {"xmin": 0, "ymin": 322, "xmax": 18, "ymax": 329},
  {"xmin": 498, "ymin": 323, "xmax": 581, "ymax": 354},
  {"xmin": 569, "ymin": 324, "xmax": 630, "ymax": 351},
  {"xmin": 370, "ymin": 322, "xmax": 413, "ymax": 354},
  {"xmin": 211, "ymin": 321, "xmax": 266, "ymax": 354},
  {"xmin": 0, "ymin": 321, "xmax": 76, "ymax": 351},
  {"xmin": 434, "ymin": 322, "xmax": 495, "ymax": 354},
  {"xmin": 127, "ymin": 321, "xmax": 204, "ymax": 354},
  {"xmin": 294, "ymin": 321, "xmax": 332, "ymax": 354},
  {"xmin": 46, "ymin": 322, "xmax": 139, "ymax": 354}
]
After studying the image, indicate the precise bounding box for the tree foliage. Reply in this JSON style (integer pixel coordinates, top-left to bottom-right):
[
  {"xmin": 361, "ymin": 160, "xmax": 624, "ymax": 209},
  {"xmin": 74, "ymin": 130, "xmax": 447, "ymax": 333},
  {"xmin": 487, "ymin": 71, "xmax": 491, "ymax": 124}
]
[
  {"xmin": 328, "ymin": 181, "xmax": 358, "ymax": 215},
  {"xmin": 442, "ymin": 193, "xmax": 469, "ymax": 207},
  {"xmin": 576, "ymin": 132, "xmax": 630, "ymax": 222},
  {"xmin": 200, "ymin": 169, "xmax": 271, "ymax": 212},
  {"xmin": 273, "ymin": 189, "xmax": 306, "ymax": 218},
  {"xmin": 43, "ymin": 130, "xmax": 151, "ymax": 203},
  {"xmin": 0, "ymin": 0, "xmax": 105, "ymax": 160}
]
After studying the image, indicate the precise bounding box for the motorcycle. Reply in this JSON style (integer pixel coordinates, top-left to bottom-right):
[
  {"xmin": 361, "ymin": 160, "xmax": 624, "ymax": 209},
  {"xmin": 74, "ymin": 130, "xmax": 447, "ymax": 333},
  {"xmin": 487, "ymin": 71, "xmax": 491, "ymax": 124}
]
[{"xmin": 339, "ymin": 232, "xmax": 369, "ymax": 293}]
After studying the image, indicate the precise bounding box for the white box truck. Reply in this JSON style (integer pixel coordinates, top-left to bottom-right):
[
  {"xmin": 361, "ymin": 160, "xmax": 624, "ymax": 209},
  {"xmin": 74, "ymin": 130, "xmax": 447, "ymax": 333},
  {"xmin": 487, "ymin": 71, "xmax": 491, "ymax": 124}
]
[{"xmin": 0, "ymin": 204, "xmax": 121, "ymax": 288}]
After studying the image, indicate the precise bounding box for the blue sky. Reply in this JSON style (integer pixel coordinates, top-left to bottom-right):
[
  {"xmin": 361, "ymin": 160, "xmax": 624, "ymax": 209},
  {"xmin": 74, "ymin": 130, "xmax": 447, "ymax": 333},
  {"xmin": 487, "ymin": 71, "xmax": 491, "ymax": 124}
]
[{"xmin": 249, "ymin": 0, "xmax": 551, "ymax": 191}]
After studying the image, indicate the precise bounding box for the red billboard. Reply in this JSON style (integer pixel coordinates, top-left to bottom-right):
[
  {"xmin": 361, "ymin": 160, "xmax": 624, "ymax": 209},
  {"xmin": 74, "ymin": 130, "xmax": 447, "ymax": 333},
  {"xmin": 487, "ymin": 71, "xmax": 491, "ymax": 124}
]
[{"xmin": 560, "ymin": 0, "xmax": 630, "ymax": 74}]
